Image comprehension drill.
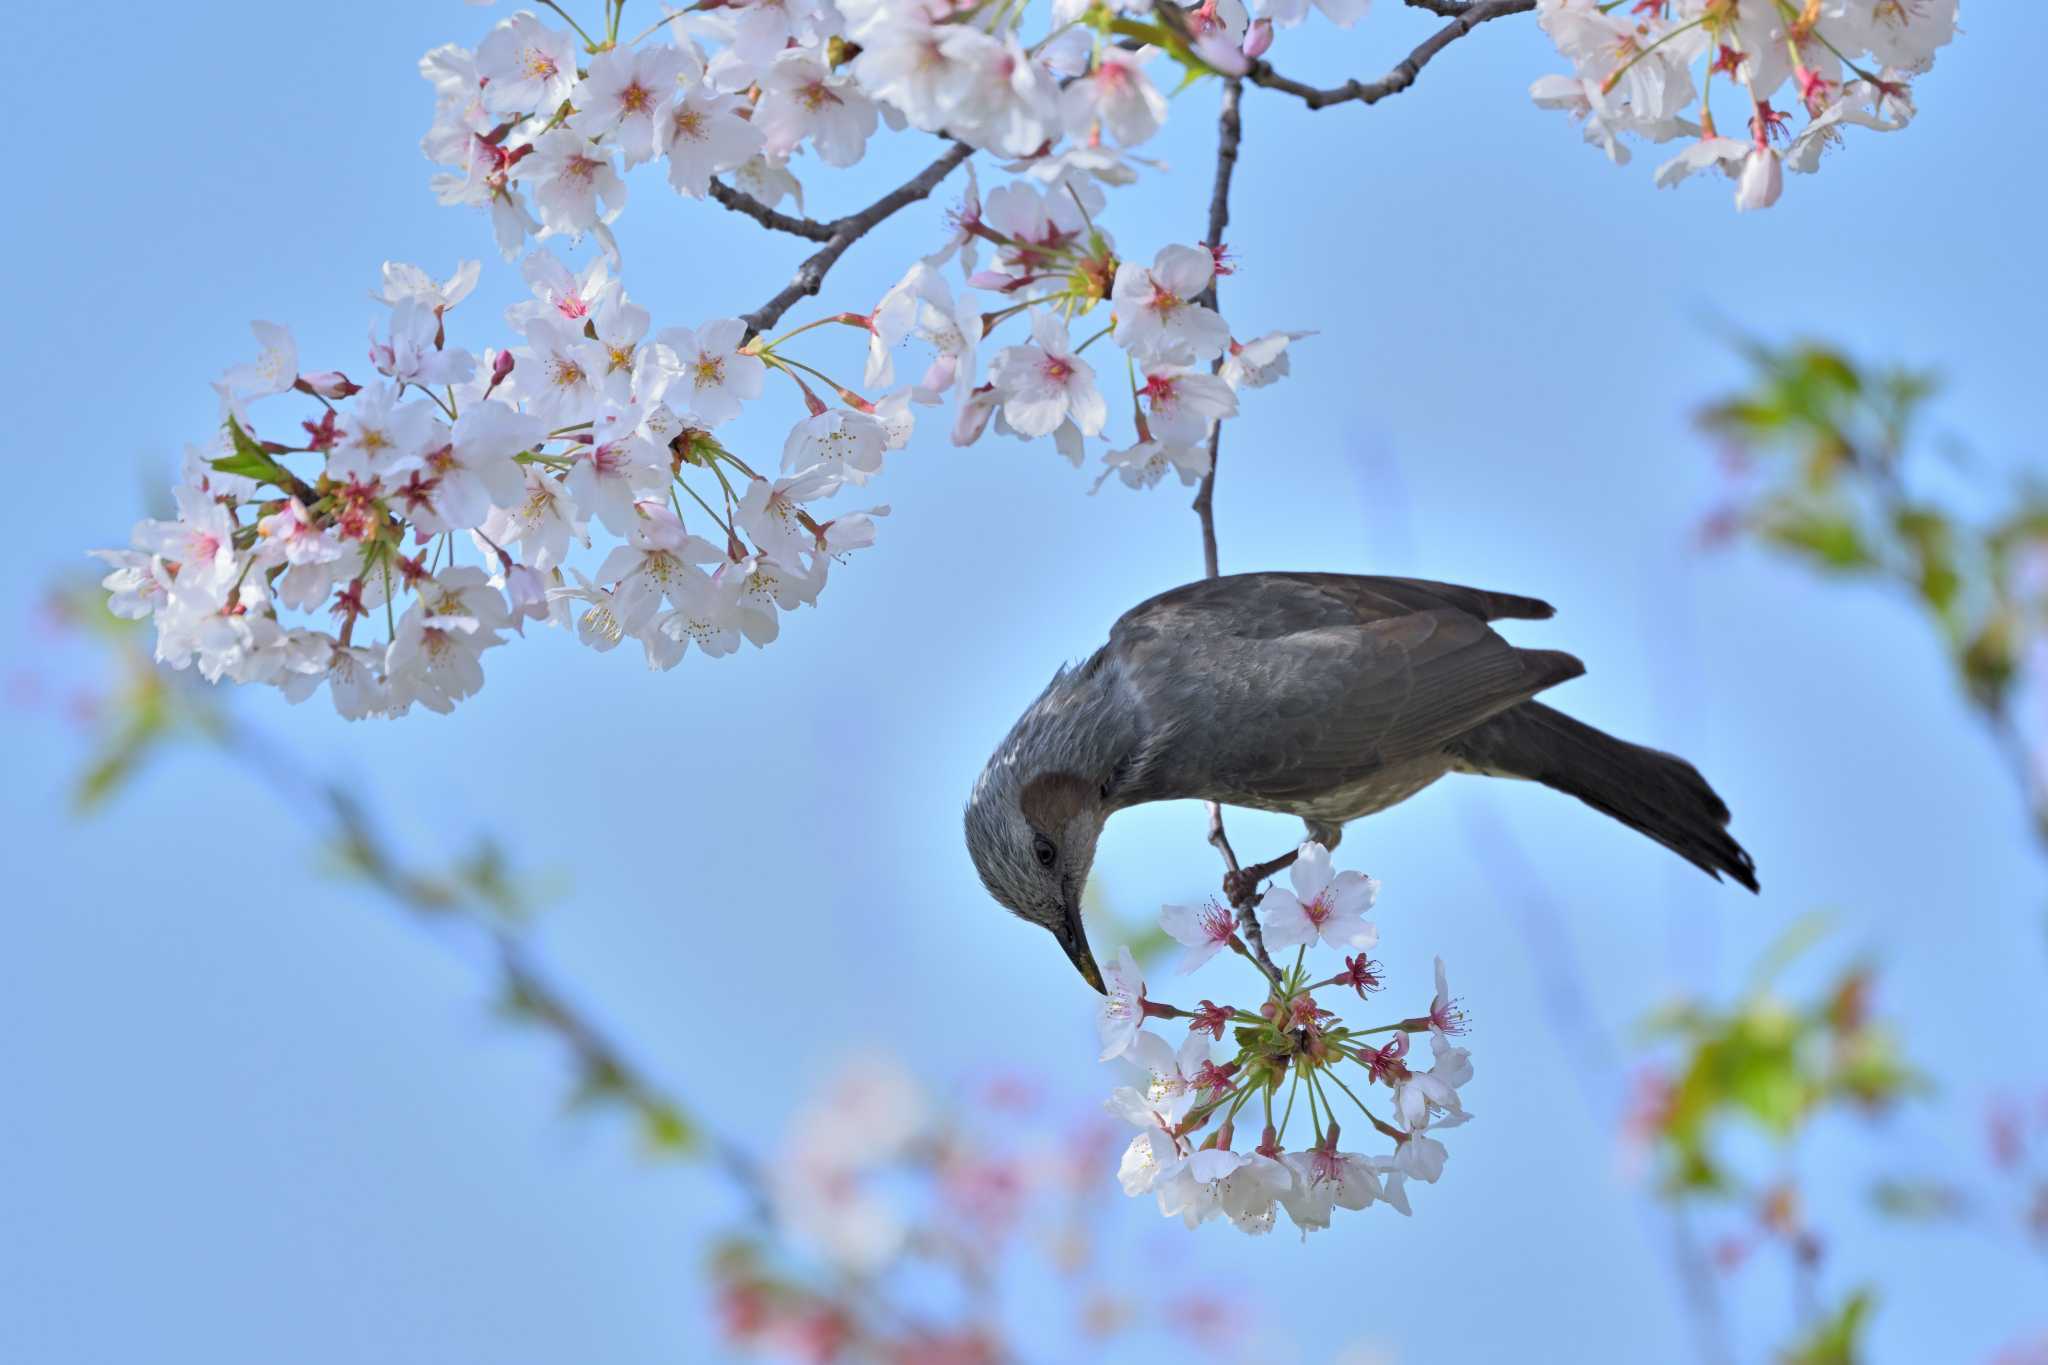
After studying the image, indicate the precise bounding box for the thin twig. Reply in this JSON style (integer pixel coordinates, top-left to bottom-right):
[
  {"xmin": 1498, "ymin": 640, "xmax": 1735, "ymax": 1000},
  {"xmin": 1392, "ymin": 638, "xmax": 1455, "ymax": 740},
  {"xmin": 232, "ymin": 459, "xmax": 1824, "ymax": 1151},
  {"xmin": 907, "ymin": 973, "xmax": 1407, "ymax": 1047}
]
[
  {"xmin": 739, "ymin": 141, "xmax": 974, "ymax": 338},
  {"xmin": 210, "ymin": 719, "xmax": 775, "ymax": 1219},
  {"xmin": 707, "ymin": 179, "xmax": 839, "ymax": 242},
  {"xmin": 1247, "ymin": 0, "xmax": 1535, "ymax": 111},
  {"xmin": 1191, "ymin": 76, "xmax": 1242, "ymax": 582},
  {"xmin": 1983, "ymin": 696, "xmax": 2048, "ymax": 849},
  {"xmin": 1403, "ymin": 0, "xmax": 1502, "ymax": 15},
  {"xmin": 1188, "ymin": 77, "xmax": 1282, "ymax": 986}
]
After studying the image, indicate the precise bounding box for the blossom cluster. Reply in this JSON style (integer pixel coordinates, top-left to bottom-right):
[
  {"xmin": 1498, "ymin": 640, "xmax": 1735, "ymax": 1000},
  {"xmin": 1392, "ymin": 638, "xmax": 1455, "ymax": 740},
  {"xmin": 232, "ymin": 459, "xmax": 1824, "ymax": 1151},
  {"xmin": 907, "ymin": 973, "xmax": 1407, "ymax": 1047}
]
[
  {"xmin": 94, "ymin": 260, "xmax": 890, "ymax": 719},
  {"xmin": 420, "ymin": 2, "xmax": 1314, "ymax": 490},
  {"xmin": 97, "ymin": 0, "xmax": 1961, "ymax": 712},
  {"xmin": 1531, "ymin": 0, "xmax": 1959, "ymax": 210},
  {"xmin": 1097, "ymin": 843, "xmax": 1473, "ymax": 1235}
]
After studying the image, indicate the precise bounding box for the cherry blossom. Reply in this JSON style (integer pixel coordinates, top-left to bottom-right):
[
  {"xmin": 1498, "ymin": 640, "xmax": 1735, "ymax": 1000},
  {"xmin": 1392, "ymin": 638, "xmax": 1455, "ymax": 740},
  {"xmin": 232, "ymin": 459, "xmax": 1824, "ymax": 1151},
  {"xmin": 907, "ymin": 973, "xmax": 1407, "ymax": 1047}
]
[
  {"xmin": 1098, "ymin": 947, "xmax": 1149, "ymax": 1062},
  {"xmin": 1256, "ymin": 841, "xmax": 1378, "ymax": 951},
  {"xmin": 1159, "ymin": 898, "xmax": 1239, "ymax": 974},
  {"xmin": 525, "ymin": 129, "xmax": 629, "ymax": 236},
  {"xmin": 102, "ymin": 0, "xmax": 1957, "ymax": 732},
  {"xmin": 1532, "ymin": 0, "xmax": 1955, "ymax": 208},
  {"xmin": 1099, "ymin": 439, "xmax": 1212, "ymax": 491},
  {"xmin": 659, "ymin": 320, "xmax": 765, "ymax": 426},
  {"xmin": 378, "ymin": 259, "xmax": 481, "ymax": 315},
  {"xmin": 989, "ymin": 311, "xmax": 1106, "ymax": 439},
  {"xmin": 574, "ymin": 45, "xmax": 689, "ymax": 167},
  {"xmin": 474, "ymin": 11, "xmax": 578, "ymax": 116},
  {"xmin": 756, "ymin": 49, "xmax": 880, "ymax": 168},
  {"xmin": 1061, "ymin": 48, "xmax": 1170, "ymax": 148},
  {"xmin": 1110, "ymin": 245, "xmax": 1230, "ymax": 365},
  {"xmin": 660, "ymin": 90, "xmax": 767, "ymax": 197},
  {"xmin": 219, "ymin": 321, "xmax": 299, "ymax": 406},
  {"xmin": 1094, "ymin": 845, "xmax": 1477, "ymax": 1235}
]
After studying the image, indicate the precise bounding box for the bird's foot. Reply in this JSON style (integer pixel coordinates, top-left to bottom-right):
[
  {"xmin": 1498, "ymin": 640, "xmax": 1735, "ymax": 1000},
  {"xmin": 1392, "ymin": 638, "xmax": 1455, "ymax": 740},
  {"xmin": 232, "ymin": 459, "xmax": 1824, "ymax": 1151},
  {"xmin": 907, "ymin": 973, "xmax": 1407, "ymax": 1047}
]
[{"xmin": 1222, "ymin": 848, "xmax": 1301, "ymax": 909}]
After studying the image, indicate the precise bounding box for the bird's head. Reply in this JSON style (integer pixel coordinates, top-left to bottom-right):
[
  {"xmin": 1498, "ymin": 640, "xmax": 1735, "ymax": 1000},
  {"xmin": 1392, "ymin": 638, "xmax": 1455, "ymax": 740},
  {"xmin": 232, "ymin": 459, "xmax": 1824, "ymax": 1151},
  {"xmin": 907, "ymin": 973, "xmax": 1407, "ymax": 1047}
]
[{"xmin": 964, "ymin": 763, "xmax": 1108, "ymax": 993}]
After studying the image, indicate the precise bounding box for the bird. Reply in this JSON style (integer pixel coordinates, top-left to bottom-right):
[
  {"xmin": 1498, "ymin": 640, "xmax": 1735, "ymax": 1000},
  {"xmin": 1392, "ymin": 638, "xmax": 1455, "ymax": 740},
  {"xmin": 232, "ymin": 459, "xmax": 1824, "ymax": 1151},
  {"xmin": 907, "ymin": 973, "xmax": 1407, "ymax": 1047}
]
[{"xmin": 963, "ymin": 572, "xmax": 1757, "ymax": 992}]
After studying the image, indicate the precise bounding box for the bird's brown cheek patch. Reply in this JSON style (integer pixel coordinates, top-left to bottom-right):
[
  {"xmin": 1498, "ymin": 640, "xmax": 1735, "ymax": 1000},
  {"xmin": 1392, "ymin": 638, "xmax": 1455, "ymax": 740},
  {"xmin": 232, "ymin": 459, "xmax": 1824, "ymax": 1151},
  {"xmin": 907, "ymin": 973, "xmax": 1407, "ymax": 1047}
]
[{"xmin": 1019, "ymin": 771, "xmax": 1095, "ymax": 834}]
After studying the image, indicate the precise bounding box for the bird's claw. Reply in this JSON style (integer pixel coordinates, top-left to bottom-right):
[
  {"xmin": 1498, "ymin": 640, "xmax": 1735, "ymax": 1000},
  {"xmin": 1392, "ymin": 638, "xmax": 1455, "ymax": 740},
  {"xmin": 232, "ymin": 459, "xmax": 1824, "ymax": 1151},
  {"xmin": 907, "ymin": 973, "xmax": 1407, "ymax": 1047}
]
[{"xmin": 1224, "ymin": 848, "xmax": 1304, "ymax": 909}]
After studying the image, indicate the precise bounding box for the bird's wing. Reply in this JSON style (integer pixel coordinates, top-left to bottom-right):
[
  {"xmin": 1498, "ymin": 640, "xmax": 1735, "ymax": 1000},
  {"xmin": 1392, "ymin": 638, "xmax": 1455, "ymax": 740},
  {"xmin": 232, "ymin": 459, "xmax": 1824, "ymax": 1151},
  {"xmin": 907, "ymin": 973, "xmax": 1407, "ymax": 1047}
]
[{"xmin": 1109, "ymin": 573, "xmax": 1581, "ymax": 804}]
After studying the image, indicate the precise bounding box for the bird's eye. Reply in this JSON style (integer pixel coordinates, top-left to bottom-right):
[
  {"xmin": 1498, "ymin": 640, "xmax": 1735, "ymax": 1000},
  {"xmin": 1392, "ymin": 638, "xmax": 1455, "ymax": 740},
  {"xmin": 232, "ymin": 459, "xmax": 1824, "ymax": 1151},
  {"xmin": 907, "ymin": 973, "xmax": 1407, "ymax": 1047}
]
[{"xmin": 1032, "ymin": 833, "xmax": 1057, "ymax": 869}]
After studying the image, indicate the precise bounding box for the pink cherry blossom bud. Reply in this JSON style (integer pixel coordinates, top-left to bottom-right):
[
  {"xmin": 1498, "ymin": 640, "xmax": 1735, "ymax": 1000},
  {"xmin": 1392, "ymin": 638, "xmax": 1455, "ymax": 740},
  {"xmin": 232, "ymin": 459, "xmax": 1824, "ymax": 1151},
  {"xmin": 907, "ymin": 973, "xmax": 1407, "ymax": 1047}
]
[
  {"xmin": 1193, "ymin": 31, "xmax": 1251, "ymax": 76},
  {"xmin": 502, "ymin": 565, "xmax": 549, "ymax": 628},
  {"xmin": 1242, "ymin": 19, "xmax": 1273, "ymax": 60},
  {"xmin": 487, "ymin": 348, "xmax": 516, "ymax": 396},
  {"xmin": 1735, "ymin": 147, "xmax": 1783, "ymax": 212},
  {"xmin": 295, "ymin": 371, "xmax": 360, "ymax": 399}
]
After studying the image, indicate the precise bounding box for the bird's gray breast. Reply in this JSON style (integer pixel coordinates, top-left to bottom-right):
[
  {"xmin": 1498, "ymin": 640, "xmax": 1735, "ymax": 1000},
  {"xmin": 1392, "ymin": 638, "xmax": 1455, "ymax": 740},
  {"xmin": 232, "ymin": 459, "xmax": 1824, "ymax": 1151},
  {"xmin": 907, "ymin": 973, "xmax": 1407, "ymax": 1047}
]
[{"xmin": 1231, "ymin": 751, "xmax": 1458, "ymax": 824}]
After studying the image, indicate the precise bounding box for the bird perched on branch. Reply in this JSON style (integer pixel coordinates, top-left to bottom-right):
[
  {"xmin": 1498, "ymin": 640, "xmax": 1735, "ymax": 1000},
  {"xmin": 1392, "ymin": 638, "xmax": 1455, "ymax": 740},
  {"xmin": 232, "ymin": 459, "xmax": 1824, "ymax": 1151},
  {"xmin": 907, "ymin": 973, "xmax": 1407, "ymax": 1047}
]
[{"xmin": 964, "ymin": 573, "xmax": 1757, "ymax": 992}]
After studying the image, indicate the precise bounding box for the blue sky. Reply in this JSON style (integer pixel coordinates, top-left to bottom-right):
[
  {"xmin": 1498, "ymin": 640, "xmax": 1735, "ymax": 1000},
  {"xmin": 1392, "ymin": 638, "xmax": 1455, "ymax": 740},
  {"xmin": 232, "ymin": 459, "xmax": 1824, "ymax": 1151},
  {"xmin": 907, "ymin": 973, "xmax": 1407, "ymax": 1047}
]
[{"xmin": 3, "ymin": 3, "xmax": 2044, "ymax": 1362}]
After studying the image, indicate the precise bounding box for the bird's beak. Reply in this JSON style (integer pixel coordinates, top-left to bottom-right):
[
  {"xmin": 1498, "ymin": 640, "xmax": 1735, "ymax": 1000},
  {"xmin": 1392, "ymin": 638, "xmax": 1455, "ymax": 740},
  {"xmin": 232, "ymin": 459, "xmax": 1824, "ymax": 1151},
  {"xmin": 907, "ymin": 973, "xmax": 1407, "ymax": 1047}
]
[{"xmin": 1055, "ymin": 898, "xmax": 1106, "ymax": 994}]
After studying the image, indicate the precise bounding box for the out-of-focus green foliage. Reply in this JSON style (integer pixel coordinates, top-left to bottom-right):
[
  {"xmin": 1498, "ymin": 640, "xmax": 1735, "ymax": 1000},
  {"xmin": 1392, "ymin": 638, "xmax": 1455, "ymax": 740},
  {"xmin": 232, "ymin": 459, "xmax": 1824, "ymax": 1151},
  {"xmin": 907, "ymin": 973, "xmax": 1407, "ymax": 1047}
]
[
  {"xmin": 1782, "ymin": 1289, "xmax": 1876, "ymax": 1365},
  {"xmin": 1699, "ymin": 340, "xmax": 2048, "ymax": 839},
  {"xmin": 1631, "ymin": 919, "xmax": 1923, "ymax": 1364},
  {"xmin": 48, "ymin": 580, "xmax": 230, "ymax": 812},
  {"xmin": 1637, "ymin": 919, "xmax": 1921, "ymax": 1196}
]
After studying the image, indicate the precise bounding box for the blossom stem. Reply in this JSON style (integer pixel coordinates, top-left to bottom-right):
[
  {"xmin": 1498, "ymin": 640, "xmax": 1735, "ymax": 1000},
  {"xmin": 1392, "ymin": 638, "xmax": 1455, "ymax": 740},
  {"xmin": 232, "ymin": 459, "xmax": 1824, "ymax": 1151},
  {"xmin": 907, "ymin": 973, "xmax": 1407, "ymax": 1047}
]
[
  {"xmin": 538, "ymin": 0, "xmax": 600, "ymax": 49},
  {"xmin": 674, "ymin": 471, "xmax": 739, "ymax": 538},
  {"xmin": 772, "ymin": 353, "xmax": 867, "ymax": 404},
  {"xmin": 1598, "ymin": 15, "xmax": 1706, "ymax": 96},
  {"xmin": 1071, "ymin": 323, "xmax": 1115, "ymax": 355},
  {"xmin": 762, "ymin": 313, "xmax": 869, "ymax": 351},
  {"xmin": 1323, "ymin": 1067, "xmax": 1385, "ymax": 1130}
]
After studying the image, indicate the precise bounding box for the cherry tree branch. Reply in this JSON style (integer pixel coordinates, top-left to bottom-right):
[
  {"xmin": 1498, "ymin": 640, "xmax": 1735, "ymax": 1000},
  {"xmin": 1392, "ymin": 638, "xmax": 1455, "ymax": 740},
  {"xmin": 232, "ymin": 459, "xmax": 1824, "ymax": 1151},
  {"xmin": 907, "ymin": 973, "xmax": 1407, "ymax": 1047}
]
[
  {"xmin": 1403, "ymin": 0, "xmax": 1510, "ymax": 15},
  {"xmin": 1187, "ymin": 77, "xmax": 1282, "ymax": 987},
  {"xmin": 739, "ymin": 141, "xmax": 975, "ymax": 338},
  {"xmin": 1191, "ymin": 75, "xmax": 1243, "ymax": 584},
  {"xmin": 707, "ymin": 180, "xmax": 839, "ymax": 243},
  {"xmin": 1247, "ymin": 0, "xmax": 1536, "ymax": 110}
]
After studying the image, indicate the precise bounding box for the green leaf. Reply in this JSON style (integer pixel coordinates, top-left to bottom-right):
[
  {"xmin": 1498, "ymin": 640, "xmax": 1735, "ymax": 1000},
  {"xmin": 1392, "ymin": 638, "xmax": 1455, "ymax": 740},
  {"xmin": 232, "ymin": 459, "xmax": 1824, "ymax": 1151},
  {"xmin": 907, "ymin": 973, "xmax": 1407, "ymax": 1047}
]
[
  {"xmin": 1781, "ymin": 1288, "xmax": 1875, "ymax": 1365},
  {"xmin": 639, "ymin": 1101, "xmax": 700, "ymax": 1155},
  {"xmin": 212, "ymin": 416, "xmax": 295, "ymax": 491},
  {"xmin": 1761, "ymin": 510, "xmax": 1871, "ymax": 570}
]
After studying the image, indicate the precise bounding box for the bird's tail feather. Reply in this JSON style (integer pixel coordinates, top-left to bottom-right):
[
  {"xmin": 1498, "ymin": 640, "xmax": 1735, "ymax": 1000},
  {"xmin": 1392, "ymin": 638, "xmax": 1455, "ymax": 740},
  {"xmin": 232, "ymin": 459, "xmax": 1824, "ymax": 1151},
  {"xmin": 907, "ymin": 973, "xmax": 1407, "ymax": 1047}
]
[{"xmin": 1450, "ymin": 702, "xmax": 1759, "ymax": 892}]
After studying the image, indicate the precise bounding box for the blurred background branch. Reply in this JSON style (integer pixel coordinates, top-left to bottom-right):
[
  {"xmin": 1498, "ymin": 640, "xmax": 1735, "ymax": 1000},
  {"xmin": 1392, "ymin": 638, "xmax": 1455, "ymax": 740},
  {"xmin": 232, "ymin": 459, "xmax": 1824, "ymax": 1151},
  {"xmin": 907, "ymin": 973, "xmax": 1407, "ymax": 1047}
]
[{"xmin": 1698, "ymin": 338, "xmax": 2048, "ymax": 852}]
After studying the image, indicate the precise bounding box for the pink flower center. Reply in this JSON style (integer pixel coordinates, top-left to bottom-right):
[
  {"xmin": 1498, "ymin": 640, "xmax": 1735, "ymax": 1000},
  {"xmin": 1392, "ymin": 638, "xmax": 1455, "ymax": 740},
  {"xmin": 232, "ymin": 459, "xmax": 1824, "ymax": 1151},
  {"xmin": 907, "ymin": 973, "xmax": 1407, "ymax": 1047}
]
[{"xmin": 1198, "ymin": 901, "xmax": 1234, "ymax": 945}]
